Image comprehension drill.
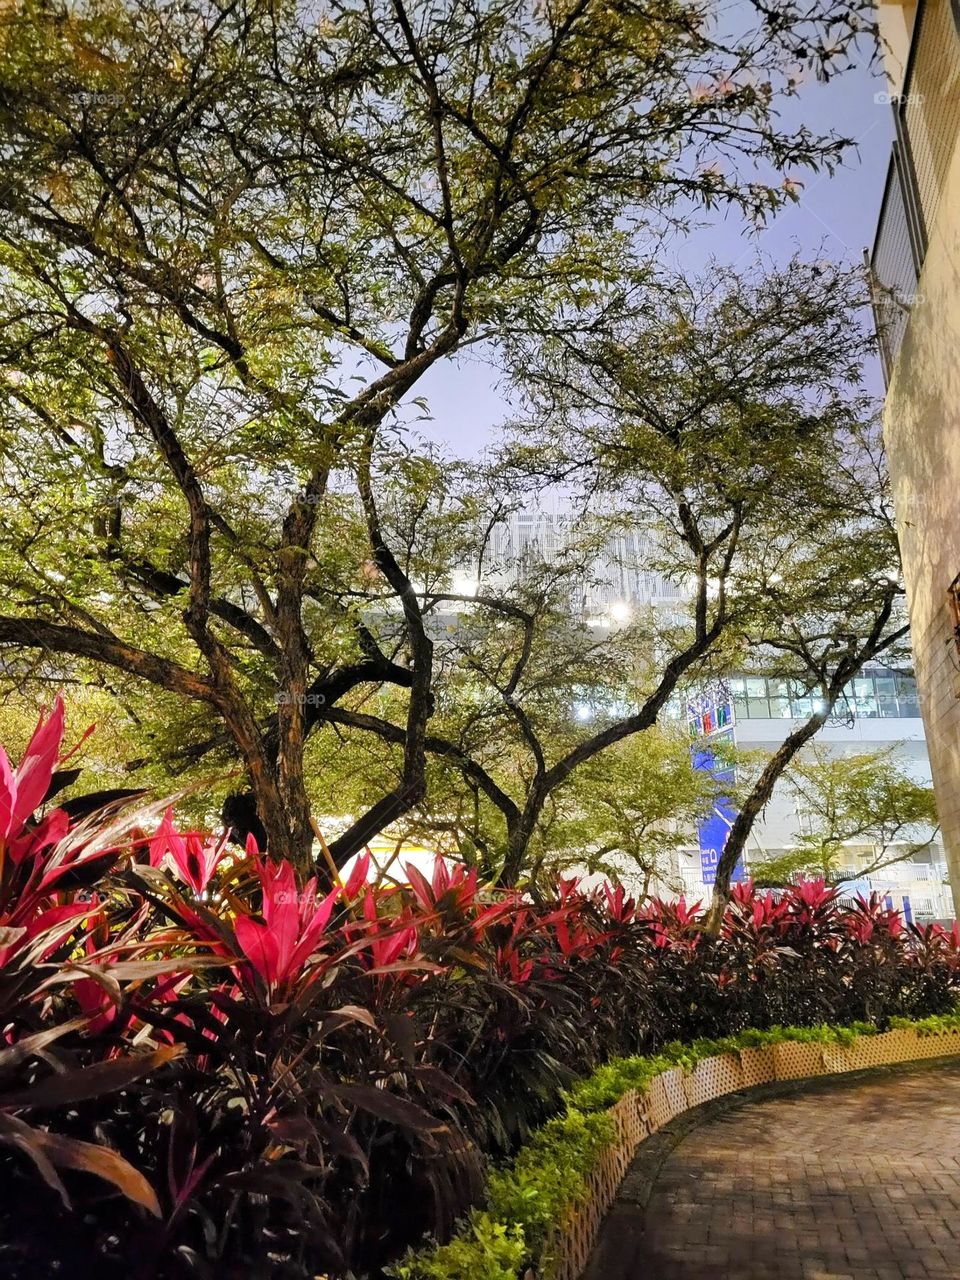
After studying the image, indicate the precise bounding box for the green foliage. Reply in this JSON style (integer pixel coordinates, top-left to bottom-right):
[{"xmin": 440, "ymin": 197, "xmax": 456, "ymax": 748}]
[
  {"xmin": 387, "ymin": 1213, "xmax": 526, "ymax": 1280},
  {"xmin": 752, "ymin": 745, "xmax": 940, "ymax": 886},
  {"xmin": 390, "ymin": 1107, "xmax": 616, "ymax": 1279},
  {"xmin": 490, "ymin": 1109, "xmax": 616, "ymax": 1258},
  {"xmin": 747, "ymin": 1022, "xmax": 877, "ymax": 1046},
  {"xmin": 890, "ymin": 1012, "xmax": 960, "ymax": 1037},
  {"xmin": 565, "ymin": 1056, "xmax": 668, "ymax": 1112}
]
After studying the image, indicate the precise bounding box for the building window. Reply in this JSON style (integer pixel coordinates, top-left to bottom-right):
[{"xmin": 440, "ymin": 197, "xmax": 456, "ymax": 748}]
[
  {"xmin": 874, "ymin": 675, "xmax": 898, "ymax": 718},
  {"xmin": 850, "ymin": 677, "xmax": 880, "ymax": 719},
  {"xmin": 896, "ymin": 673, "xmax": 920, "ymax": 717},
  {"xmin": 727, "ymin": 672, "xmax": 921, "ymax": 721}
]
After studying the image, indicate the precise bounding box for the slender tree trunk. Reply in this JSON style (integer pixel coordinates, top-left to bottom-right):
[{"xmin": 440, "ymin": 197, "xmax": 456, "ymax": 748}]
[{"xmin": 703, "ymin": 711, "xmax": 829, "ymax": 934}]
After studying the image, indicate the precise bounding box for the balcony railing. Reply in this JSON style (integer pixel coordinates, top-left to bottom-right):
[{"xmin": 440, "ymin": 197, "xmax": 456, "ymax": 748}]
[
  {"xmin": 869, "ymin": 147, "xmax": 921, "ymax": 382},
  {"xmin": 869, "ymin": 0, "xmax": 960, "ymax": 383}
]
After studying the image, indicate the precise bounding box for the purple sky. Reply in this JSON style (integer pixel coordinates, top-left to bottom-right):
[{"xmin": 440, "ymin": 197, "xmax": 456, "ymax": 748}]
[{"xmin": 415, "ymin": 45, "xmax": 892, "ymax": 456}]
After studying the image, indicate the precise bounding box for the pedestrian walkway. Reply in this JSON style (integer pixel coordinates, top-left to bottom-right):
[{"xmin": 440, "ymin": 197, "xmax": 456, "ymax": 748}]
[{"xmin": 583, "ymin": 1063, "xmax": 960, "ymax": 1279}]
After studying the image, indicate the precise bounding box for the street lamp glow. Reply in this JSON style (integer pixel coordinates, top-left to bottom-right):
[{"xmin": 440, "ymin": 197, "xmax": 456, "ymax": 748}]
[
  {"xmin": 609, "ymin": 600, "xmax": 631, "ymax": 623},
  {"xmin": 451, "ymin": 570, "xmax": 479, "ymax": 597}
]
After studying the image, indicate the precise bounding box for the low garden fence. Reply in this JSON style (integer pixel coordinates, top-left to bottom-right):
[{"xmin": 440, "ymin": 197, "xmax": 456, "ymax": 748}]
[{"xmin": 394, "ymin": 1017, "xmax": 960, "ymax": 1280}]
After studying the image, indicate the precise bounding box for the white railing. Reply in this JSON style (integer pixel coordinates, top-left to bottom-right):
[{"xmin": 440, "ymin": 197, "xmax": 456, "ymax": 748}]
[{"xmin": 672, "ymin": 864, "xmax": 952, "ymax": 919}]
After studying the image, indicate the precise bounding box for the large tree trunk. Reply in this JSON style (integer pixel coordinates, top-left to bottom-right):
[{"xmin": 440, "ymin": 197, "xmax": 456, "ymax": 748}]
[
  {"xmin": 501, "ymin": 797, "xmax": 542, "ymax": 886},
  {"xmin": 222, "ymin": 773, "xmax": 316, "ymax": 878},
  {"xmin": 233, "ymin": 741, "xmax": 316, "ymax": 878}
]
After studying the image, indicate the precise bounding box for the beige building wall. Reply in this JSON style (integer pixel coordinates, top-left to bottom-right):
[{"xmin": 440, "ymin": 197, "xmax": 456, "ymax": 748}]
[
  {"xmin": 877, "ymin": 0, "xmax": 919, "ymax": 90},
  {"xmin": 877, "ymin": 2, "xmax": 960, "ymax": 911}
]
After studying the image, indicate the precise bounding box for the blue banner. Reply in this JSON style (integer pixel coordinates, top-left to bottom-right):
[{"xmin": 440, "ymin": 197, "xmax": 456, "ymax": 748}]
[{"xmin": 692, "ymin": 747, "xmax": 744, "ymax": 887}]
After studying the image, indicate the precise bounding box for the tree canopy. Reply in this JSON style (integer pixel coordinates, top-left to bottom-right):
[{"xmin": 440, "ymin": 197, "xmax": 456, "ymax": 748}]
[
  {"xmin": 0, "ymin": 0, "xmax": 886, "ymax": 882},
  {"xmin": 751, "ymin": 744, "xmax": 940, "ymax": 886}
]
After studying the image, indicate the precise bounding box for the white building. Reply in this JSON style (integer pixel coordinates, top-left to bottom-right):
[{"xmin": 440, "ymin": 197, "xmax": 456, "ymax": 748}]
[
  {"xmin": 487, "ymin": 505, "xmax": 951, "ymax": 919},
  {"xmin": 675, "ymin": 672, "xmax": 951, "ymax": 922}
]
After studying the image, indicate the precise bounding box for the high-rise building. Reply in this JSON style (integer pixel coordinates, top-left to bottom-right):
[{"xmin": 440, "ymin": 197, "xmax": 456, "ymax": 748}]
[
  {"xmin": 868, "ymin": 0, "xmax": 960, "ymax": 913},
  {"xmin": 484, "ymin": 504, "xmax": 949, "ymax": 913}
]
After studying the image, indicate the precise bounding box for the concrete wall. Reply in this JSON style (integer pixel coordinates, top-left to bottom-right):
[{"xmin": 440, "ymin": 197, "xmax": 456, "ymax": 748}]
[
  {"xmin": 879, "ymin": 20, "xmax": 960, "ymax": 910},
  {"xmin": 877, "ymin": 0, "xmax": 918, "ymax": 93}
]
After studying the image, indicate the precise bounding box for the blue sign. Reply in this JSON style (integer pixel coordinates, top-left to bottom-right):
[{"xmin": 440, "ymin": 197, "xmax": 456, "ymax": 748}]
[
  {"xmin": 883, "ymin": 894, "xmax": 912, "ymax": 923},
  {"xmin": 697, "ymin": 801, "xmax": 744, "ymax": 886},
  {"xmin": 692, "ymin": 747, "xmax": 744, "ymax": 887},
  {"xmin": 838, "ymin": 876, "xmax": 872, "ymax": 899}
]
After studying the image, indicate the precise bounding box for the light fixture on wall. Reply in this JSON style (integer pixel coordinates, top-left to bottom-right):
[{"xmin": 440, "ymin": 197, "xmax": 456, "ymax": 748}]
[{"xmin": 946, "ymin": 571, "xmax": 960, "ymax": 676}]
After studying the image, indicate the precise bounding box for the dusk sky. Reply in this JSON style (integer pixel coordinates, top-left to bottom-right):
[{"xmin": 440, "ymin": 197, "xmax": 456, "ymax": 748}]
[{"xmin": 414, "ymin": 40, "xmax": 892, "ymax": 456}]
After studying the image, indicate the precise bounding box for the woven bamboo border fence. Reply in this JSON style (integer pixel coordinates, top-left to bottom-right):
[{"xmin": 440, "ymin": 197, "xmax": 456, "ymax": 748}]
[{"xmin": 542, "ymin": 1027, "xmax": 960, "ymax": 1280}]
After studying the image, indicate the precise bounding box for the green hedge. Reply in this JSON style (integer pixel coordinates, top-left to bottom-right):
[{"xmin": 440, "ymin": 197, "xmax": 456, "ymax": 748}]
[
  {"xmin": 890, "ymin": 1011, "xmax": 960, "ymax": 1036},
  {"xmin": 387, "ymin": 1016, "xmax": 952, "ymax": 1280}
]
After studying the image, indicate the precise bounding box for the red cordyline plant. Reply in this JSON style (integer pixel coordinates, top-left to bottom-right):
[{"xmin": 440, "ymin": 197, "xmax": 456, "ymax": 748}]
[
  {"xmin": 0, "ymin": 700, "xmax": 189, "ymax": 1238},
  {"xmin": 1, "ymin": 701, "xmax": 959, "ymax": 1278},
  {"xmin": 233, "ymin": 855, "xmax": 341, "ymax": 996},
  {"xmin": 148, "ymin": 809, "xmax": 231, "ymax": 899},
  {"xmin": 0, "ymin": 700, "xmax": 97, "ymax": 967},
  {"xmin": 846, "ymin": 891, "xmax": 904, "ymax": 944},
  {"xmin": 639, "ymin": 894, "xmax": 703, "ymax": 952}
]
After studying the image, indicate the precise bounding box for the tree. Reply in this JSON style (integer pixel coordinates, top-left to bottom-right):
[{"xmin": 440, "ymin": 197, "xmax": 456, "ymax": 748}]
[
  {"xmin": 470, "ymin": 258, "xmax": 909, "ymax": 889},
  {"xmin": 0, "ymin": 0, "xmax": 879, "ymax": 873},
  {"xmin": 697, "ymin": 408, "xmax": 910, "ymax": 928},
  {"xmin": 274, "ymin": 257, "xmax": 910, "ymax": 897},
  {"xmin": 535, "ymin": 728, "xmax": 719, "ymax": 895},
  {"xmin": 750, "ymin": 744, "xmax": 940, "ymax": 885}
]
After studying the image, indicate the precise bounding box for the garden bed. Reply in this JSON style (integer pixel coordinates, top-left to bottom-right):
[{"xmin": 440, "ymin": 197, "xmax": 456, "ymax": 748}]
[
  {"xmin": 4, "ymin": 705, "xmax": 960, "ymax": 1278},
  {"xmin": 392, "ymin": 1014, "xmax": 960, "ymax": 1280}
]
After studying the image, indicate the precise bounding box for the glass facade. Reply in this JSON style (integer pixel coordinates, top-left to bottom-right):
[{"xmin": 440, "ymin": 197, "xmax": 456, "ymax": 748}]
[{"xmin": 727, "ymin": 672, "xmax": 921, "ymax": 721}]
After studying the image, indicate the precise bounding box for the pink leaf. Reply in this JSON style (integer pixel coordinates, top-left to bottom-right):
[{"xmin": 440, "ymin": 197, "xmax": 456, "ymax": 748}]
[
  {"xmin": 234, "ymin": 914, "xmax": 280, "ymax": 987},
  {"xmin": 0, "ymin": 748, "xmax": 16, "ymax": 841},
  {"xmin": 343, "ymin": 851, "xmax": 371, "ymax": 899},
  {"xmin": 12, "ymin": 697, "xmax": 66, "ymax": 830},
  {"xmin": 286, "ymin": 887, "xmax": 339, "ymax": 979},
  {"xmin": 404, "ymin": 862, "xmax": 434, "ymax": 911}
]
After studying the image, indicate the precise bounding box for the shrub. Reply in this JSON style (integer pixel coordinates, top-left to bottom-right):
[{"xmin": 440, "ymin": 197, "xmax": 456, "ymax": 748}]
[
  {"xmin": 890, "ymin": 1011, "xmax": 960, "ymax": 1036},
  {"xmin": 1, "ymin": 701, "xmax": 958, "ymax": 1276},
  {"xmin": 387, "ymin": 1213, "xmax": 526, "ymax": 1280}
]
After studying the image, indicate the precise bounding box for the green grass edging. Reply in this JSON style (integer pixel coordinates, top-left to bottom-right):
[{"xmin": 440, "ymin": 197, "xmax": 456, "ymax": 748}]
[{"xmin": 387, "ymin": 1017, "xmax": 960, "ymax": 1280}]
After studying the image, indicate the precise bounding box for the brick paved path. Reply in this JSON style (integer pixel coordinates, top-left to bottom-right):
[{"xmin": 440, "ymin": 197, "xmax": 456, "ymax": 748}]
[{"xmin": 584, "ymin": 1064, "xmax": 960, "ymax": 1279}]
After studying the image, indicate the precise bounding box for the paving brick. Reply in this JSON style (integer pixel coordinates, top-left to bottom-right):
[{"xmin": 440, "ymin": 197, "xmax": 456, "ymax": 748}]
[{"xmin": 583, "ymin": 1068, "xmax": 960, "ymax": 1279}]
